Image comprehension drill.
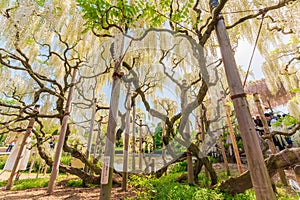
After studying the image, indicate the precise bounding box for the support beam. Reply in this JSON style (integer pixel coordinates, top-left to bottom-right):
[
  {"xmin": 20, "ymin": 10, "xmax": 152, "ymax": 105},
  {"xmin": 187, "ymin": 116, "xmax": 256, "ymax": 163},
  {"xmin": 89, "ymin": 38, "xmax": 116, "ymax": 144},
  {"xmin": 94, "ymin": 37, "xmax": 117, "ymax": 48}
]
[
  {"xmin": 224, "ymin": 103, "xmax": 243, "ymax": 175},
  {"xmin": 47, "ymin": 67, "xmax": 78, "ymax": 194},
  {"xmin": 122, "ymin": 87, "xmax": 131, "ymax": 191},
  {"xmin": 209, "ymin": 1, "xmax": 275, "ymax": 199},
  {"xmin": 131, "ymin": 99, "xmax": 136, "ymax": 171},
  {"xmin": 6, "ymin": 105, "xmax": 39, "ymax": 190},
  {"xmin": 139, "ymin": 119, "xmax": 143, "ymax": 171},
  {"xmin": 84, "ymin": 98, "xmax": 97, "ymax": 182}
]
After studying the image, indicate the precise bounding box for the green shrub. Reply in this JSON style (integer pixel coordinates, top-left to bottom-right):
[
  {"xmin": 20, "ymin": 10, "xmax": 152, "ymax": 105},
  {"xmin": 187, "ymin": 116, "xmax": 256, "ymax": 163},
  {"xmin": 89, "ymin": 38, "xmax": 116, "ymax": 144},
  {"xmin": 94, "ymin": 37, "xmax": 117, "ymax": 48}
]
[
  {"xmin": 61, "ymin": 155, "xmax": 72, "ymax": 166},
  {"xmin": 0, "ymin": 155, "xmax": 8, "ymax": 169},
  {"xmin": 13, "ymin": 178, "xmax": 49, "ymax": 190},
  {"xmin": 193, "ymin": 188, "xmax": 223, "ymax": 200},
  {"xmin": 67, "ymin": 179, "xmax": 83, "ymax": 187},
  {"xmin": 169, "ymin": 161, "xmax": 187, "ymax": 173}
]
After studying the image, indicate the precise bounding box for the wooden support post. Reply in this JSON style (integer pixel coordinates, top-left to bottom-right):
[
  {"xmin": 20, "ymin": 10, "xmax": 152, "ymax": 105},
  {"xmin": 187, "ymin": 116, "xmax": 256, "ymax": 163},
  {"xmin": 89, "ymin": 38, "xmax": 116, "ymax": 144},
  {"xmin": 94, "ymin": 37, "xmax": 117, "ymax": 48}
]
[
  {"xmin": 93, "ymin": 116, "xmax": 103, "ymax": 162},
  {"xmin": 219, "ymin": 133, "xmax": 230, "ymax": 176},
  {"xmin": 253, "ymin": 93, "xmax": 287, "ymax": 186},
  {"xmin": 122, "ymin": 87, "xmax": 131, "ymax": 191},
  {"xmin": 84, "ymin": 98, "xmax": 97, "ymax": 183},
  {"xmin": 6, "ymin": 105, "xmax": 39, "ymax": 190},
  {"xmin": 224, "ymin": 104, "xmax": 243, "ymax": 175},
  {"xmin": 161, "ymin": 121, "xmax": 167, "ymax": 166},
  {"xmin": 139, "ymin": 119, "xmax": 143, "ymax": 171},
  {"xmin": 131, "ymin": 100, "xmax": 136, "ymax": 171},
  {"xmin": 209, "ymin": 1, "xmax": 275, "ymax": 199},
  {"xmin": 47, "ymin": 67, "xmax": 77, "ymax": 194}
]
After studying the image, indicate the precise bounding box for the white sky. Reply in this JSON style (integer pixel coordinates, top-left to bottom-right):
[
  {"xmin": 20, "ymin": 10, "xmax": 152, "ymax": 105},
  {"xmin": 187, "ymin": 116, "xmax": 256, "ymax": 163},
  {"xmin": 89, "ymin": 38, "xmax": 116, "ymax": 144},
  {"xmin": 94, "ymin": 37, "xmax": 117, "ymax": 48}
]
[{"xmin": 235, "ymin": 40, "xmax": 265, "ymax": 81}]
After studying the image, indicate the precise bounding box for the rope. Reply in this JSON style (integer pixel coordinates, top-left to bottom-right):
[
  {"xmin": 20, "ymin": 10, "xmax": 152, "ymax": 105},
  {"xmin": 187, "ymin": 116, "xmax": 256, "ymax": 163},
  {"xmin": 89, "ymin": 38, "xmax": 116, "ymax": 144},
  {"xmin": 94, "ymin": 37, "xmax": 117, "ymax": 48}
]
[{"xmin": 243, "ymin": 13, "xmax": 265, "ymax": 88}]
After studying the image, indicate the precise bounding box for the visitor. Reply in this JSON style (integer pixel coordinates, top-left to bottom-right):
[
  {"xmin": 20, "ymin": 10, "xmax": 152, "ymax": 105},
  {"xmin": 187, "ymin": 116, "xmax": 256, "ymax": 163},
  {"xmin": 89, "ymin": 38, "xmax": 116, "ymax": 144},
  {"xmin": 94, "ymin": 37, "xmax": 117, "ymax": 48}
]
[
  {"xmin": 254, "ymin": 115, "xmax": 264, "ymax": 135},
  {"xmin": 49, "ymin": 136, "xmax": 55, "ymax": 149},
  {"xmin": 6, "ymin": 137, "xmax": 17, "ymax": 152},
  {"xmin": 253, "ymin": 115, "xmax": 264, "ymax": 149},
  {"xmin": 265, "ymin": 113, "xmax": 286, "ymax": 151}
]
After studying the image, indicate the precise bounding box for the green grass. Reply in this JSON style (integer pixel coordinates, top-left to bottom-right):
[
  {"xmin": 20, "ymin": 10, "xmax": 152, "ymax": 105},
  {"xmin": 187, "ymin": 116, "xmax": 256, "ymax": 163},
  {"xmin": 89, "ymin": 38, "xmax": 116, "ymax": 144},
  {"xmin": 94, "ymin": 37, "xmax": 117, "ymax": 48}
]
[
  {"xmin": 66, "ymin": 179, "xmax": 83, "ymax": 187},
  {"xmin": 0, "ymin": 178, "xmax": 49, "ymax": 190},
  {"xmin": 0, "ymin": 174, "xmax": 78, "ymax": 190}
]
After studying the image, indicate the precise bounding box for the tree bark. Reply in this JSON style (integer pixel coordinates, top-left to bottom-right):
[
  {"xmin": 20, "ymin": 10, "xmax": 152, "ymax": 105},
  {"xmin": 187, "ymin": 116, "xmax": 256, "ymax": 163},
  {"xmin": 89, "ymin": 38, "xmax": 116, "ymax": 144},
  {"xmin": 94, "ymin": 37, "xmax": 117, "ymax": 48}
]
[
  {"xmin": 34, "ymin": 131, "xmax": 121, "ymax": 185},
  {"xmin": 218, "ymin": 148, "xmax": 300, "ymax": 194},
  {"xmin": 189, "ymin": 143, "xmax": 218, "ymax": 185}
]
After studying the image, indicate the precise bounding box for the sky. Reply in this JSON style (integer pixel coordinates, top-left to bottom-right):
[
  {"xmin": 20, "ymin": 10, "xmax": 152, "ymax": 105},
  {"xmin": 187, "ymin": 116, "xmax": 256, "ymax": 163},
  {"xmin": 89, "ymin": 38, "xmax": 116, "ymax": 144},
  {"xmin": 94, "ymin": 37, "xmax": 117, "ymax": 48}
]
[{"xmin": 234, "ymin": 40, "xmax": 265, "ymax": 81}]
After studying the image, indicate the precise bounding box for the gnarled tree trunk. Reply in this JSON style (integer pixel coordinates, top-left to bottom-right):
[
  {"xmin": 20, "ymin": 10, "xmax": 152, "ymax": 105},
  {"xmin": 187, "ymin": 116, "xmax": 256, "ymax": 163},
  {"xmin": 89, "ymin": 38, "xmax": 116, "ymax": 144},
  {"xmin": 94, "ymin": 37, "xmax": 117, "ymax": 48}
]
[{"xmin": 218, "ymin": 148, "xmax": 300, "ymax": 194}]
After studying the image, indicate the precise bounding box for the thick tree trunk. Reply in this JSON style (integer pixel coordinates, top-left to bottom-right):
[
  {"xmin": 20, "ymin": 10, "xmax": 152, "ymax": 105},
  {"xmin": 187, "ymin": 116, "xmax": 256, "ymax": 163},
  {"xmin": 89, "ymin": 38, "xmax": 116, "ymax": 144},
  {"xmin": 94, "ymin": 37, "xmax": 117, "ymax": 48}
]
[
  {"xmin": 193, "ymin": 159, "xmax": 203, "ymax": 184},
  {"xmin": 35, "ymin": 133, "xmax": 121, "ymax": 185},
  {"xmin": 218, "ymin": 148, "xmax": 300, "ymax": 194},
  {"xmin": 100, "ymin": 67, "xmax": 122, "ymax": 200},
  {"xmin": 189, "ymin": 143, "xmax": 218, "ymax": 185}
]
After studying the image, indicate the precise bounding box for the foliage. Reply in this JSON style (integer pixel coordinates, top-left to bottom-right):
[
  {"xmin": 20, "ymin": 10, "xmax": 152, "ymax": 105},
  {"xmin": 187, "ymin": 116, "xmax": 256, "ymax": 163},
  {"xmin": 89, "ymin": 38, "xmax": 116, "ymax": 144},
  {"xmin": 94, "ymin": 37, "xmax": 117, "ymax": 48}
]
[
  {"xmin": 154, "ymin": 122, "xmax": 163, "ymax": 149},
  {"xmin": 0, "ymin": 134, "xmax": 7, "ymax": 146},
  {"xmin": 129, "ymin": 172, "xmax": 298, "ymax": 200},
  {"xmin": 272, "ymin": 114, "xmax": 298, "ymax": 127},
  {"xmin": 77, "ymin": 0, "xmax": 192, "ymax": 33},
  {"xmin": 208, "ymin": 155, "xmax": 218, "ymax": 164},
  {"xmin": 60, "ymin": 155, "xmax": 72, "ymax": 166},
  {"xmin": 66, "ymin": 179, "xmax": 83, "ymax": 187},
  {"xmin": 0, "ymin": 178, "xmax": 48, "ymax": 190},
  {"xmin": 128, "ymin": 173, "xmax": 258, "ymax": 200},
  {"xmin": 0, "ymin": 98, "xmax": 17, "ymax": 106},
  {"xmin": 168, "ymin": 161, "xmax": 187, "ymax": 173},
  {"xmin": 192, "ymin": 188, "xmax": 223, "ymax": 200},
  {"xmin": 0, "ymin": 155, "xmax": 8, "ymax": 169}
]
